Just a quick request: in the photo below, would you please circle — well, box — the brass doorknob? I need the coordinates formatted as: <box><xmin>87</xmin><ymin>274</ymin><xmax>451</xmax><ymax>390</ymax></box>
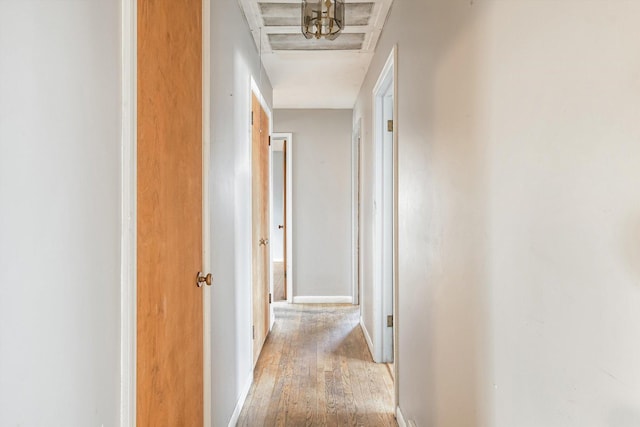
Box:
<box><xmin>196</xmin><ymin>272</ymin><xmax>213</xmax><ymax>287</ymax></box>
<box><xmin>259</xmin><ymin>238</ymin><xmax>269</xmax><ymax>246</ymax></box>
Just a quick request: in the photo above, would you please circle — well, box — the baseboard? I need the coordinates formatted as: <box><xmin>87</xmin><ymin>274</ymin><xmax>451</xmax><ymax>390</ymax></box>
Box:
<box><xmin>227</xmin><ymin>373</ymin><xmax>253</xmax><ymax>427</ymax></box>
<box><xmin>292</xmin><ymin>296</ymin><xmax>353</xmax><ymax>304</ymax></box>
<box><xmin>360</xmin><ymin>316</ymin><xmax>374</xmax><ymax>359</ymax></box>
<box><xmin>396</xmin><ymin>406</ymin><xmax>408</xmax><ymax>427</ymax></box>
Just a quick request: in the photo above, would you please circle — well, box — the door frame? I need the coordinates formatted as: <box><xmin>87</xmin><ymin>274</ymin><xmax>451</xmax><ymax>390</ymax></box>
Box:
<box><xmin>120</xmin><ymin>0</ymin><xmax>213</xmax><ymax>425</ymax></box>
<box><xmin>201</xmin><ymin>0</ymin><xmax>212</xmax><ymax>424</ymax></box>
<box><xmin>371</xmin><ymin>45</ymin><xmax>399</xmax><ymax>407</ymax></box>
<box><xmin>271</xmin><ymin>133</ymin><xmax>294</xmax><ymax>304</ymax></box>
<box><xmin>120</xmin><ymin>0</ymin><xmax>136</xmax><ymax>424</ymax></box>
<box><xmin>351</xmin><ymin>119</ymin><xmax>363</xmax><ymax>305</ymax></box>
<box><xmin>268</xmin><ymin>136</ymin><xmax>287</xmax><ymax>303</ymax></box>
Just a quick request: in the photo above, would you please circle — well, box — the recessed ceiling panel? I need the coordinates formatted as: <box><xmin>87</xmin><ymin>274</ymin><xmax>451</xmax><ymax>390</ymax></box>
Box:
<box><xmin>346</xmin><ymin>3</ymin><xmax>374</xmax><ymax>26</ymax></box>
<box><xmin>259</xmin><ymin>2</ymin><xmax>374</xmax><ymax>27</ymax></box>
<box><xmin>259</xmin><ymin>3</ymin><xmax>298</xmax><ymax>26</ymax></box>
<box><xmin>268</xmin><ymin>33</ymin><xmax>365</xmax><ymax>51</ymax></box>
<box><xmin>238</xmin><ymin>0</ymin><xmax>394</xmax><ymax>107</ymax></box>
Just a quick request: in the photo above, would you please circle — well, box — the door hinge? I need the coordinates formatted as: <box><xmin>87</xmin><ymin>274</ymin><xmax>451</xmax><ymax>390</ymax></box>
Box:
<box><xmin>269</xmin><ymin>293</ymin><xmax>272</xmax><ymax>304</ymax></box>
<box><xmin>387</xmin><ymin>315</ymin><xmax>394</xmax><ymax>327</ymax></box>
<box><xmin>268</xmin><ymin>136</ymin><xmax>271</xmax><ymax>146</ymax></box>
<box><xmin>251</xmin><ymin>111</ymin><xmax>254</xmax><ymax>125</ymax></box>
<box><xmin>284</xmin><ymin>271</ymin><xmax>287</xmax><ymax>279</ymax></box>
<box><xmin>387</xmin><ymin>120</ymin><xmax>394</xmax><ymax>132</ymax></box>
<box><xmin>252</xmin><ymin>325</ymin><xmax>255</xmax><ymax>339</ymax></box>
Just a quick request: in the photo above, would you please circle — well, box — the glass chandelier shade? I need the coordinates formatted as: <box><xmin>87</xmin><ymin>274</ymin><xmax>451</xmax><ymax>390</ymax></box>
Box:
<box><xmin>301</xmin><ymin>0</ymin><xmax>345</xmax><ymax>40</ymax></box>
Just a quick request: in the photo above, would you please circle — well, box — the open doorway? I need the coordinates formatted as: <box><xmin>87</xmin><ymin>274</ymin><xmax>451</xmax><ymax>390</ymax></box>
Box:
<box><xmin>270</xmin><ymin>133</ymin><xmax>293</xmax><ymax>305</ymax></box>
<box><xmin>270</xmin><ymin>138</ymin><xmax>286</xmax><ymax>303</ymax></box>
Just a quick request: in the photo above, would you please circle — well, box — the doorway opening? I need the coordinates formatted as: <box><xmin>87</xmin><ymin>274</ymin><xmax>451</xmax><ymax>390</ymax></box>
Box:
<box><xmin>270</xmin><ymin>138</ymin><xmax>286</xmax><ymax>303</ymax></box>
<box><xmin>270</xmin><ymin>133</ymin><xmax>294</xmax><ymax>306</ymax></box>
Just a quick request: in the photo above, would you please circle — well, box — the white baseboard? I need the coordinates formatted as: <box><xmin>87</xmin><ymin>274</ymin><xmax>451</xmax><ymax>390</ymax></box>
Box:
<box><xmin>227</xmin><ymin>373</ymin><xmax>253</xmax><ymax>427</ymax></box>
<box><xmin>396</xmin><ymin>406</ymin><xmax>408</xmax><ymax>427</ymax></box>
<box><xmin>292</xmin><ymin>296</ymin><xmax>353</xmax><ymax>304</ymax></box>
<box><xmin>360</xmin><ymin>316</ymin><xmax>374</xmax><ymax>359</ymax></box>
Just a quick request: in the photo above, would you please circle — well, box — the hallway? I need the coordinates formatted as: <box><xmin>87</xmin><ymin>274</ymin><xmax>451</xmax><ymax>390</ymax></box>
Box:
<box><xmin>237</xmin><ymin>304</ymin><xmax>396</xmax><ymax>427</ymax></box>
<box><xmin>3</xmin><ymin>0</ymin><xmax>640</xmax><ymax>425</ymax></box>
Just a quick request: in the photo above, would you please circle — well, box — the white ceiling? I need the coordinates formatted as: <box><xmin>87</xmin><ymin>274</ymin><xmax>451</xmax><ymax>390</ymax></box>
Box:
<box><xmin>238</xmin><ymin>0</ymin><xmax>394</xmax><ymax>109</ymax></box>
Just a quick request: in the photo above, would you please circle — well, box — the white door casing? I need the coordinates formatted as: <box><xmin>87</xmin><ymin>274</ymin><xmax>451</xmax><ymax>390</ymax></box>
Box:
<box><xmin>272</xmin><ymin>132</ymin><xmax>294</xmax><ymax>304</ymax></box>
<box><xmin>372</xmin><ymin>46</ymin><xmax>397</xmax><ymax>367</ymax></box>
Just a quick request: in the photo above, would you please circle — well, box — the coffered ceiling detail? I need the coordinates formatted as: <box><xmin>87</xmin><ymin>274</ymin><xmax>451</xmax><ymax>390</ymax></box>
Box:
<box><xmin>237</xmin><ymin>0</ymin><xmax>394</xmax><ymax>108</ymax></box>
<box><xmin>239</xmin><ymin>0</ymin><xmax>392</xmax><ymax>53</ymax></box>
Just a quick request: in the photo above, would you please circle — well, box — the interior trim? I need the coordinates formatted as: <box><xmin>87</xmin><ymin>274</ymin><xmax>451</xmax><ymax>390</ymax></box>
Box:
<box><xmin>293</xmin><ymin>296</ymin><xmax>353</xmax><ymax>304</ymax></box>
<box><xmin>120</xmin><ymin>0</ymin><xmax>137</xmax><ymax>425</ymax></box>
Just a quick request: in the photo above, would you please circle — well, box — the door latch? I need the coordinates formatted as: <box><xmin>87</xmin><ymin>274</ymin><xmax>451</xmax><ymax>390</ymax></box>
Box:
<box><xmin>196</xmin><ymin>272</ymin><xmax>213</xmax><ymax>287</ymax></box>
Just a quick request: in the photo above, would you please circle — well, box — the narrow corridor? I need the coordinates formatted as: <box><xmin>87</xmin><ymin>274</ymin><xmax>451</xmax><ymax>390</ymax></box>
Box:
<box><xmin>237</xmin><ymin>304</ymin><xmax>396</xmax><ymax>427</ymax></box>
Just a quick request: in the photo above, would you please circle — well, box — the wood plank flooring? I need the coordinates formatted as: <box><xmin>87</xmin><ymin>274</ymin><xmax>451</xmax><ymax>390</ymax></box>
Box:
<box><xmin>273</xmin><ymin>262</ymin><xmax>285</xmax><ymax>302</ymax></box>
<box><xmin>237</xmin><ymin>304</ymin><xmax>397</xmax><ymax>427</ymax></box>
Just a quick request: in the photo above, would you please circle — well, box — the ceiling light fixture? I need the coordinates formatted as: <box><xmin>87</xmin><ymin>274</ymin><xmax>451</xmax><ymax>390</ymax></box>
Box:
<box><xmin>301</xmin><ymin>0</ymin><xmax>345</xmax><ymax>40</ymax></box>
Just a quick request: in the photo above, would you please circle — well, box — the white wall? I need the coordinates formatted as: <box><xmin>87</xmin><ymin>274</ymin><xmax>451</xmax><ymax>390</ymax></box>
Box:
<box><xmin>355</xmin><ymin>0</ymin><xmax>640</xmax><ymax>426</ymax></box>
<box><xmin>274</xmin><ymin>109</ymin><xmax>353</xmax><ymax>299</ymax></box>
<box><xmin>0</xmin><ymin>2</ymin><xmax>121</xmax><ymax>425</ymax></box>
<box><xmin>271</xmin><ymin>151</ymin><xmax>285</xmax><ymax>261</ymax></box>
<box><xmin>209</xmin><ymin>0</ymin><xmax>273</xmax><ymax>425</ymax></box>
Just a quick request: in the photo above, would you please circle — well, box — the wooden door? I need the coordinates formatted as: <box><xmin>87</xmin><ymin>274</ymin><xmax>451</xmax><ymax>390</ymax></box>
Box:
<box><xmin>251</xmin><ymin>93</ymin><xmax>270</xmax><ymax>365</ymax></box>
<box><xmin>137</xmin><ymin>0</ymin><xmax>203</xmax><ymax>425</ymax></box>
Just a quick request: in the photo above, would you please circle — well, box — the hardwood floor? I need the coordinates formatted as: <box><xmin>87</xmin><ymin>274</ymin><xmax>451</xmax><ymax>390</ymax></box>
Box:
<box><xmin>273</xmin><ymin>261</ymin><xmax>285</xmax><ymax>302</ymax></box>
<box><xmin>237</xmin><ymin>303</ymin><xmax>397</xmax><ymax>427</ymax></box>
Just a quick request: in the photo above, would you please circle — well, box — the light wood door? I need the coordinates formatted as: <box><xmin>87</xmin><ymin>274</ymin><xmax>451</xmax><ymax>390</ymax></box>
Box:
<box><xmin>252</xmin><ymin>93</ymin><xmax>270</xmax><ymax>364</ymax></box>
<box><xmin>137</xmin><ymin>0</ymin><xmax>203</xmax><ymax>425</ymax></box>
